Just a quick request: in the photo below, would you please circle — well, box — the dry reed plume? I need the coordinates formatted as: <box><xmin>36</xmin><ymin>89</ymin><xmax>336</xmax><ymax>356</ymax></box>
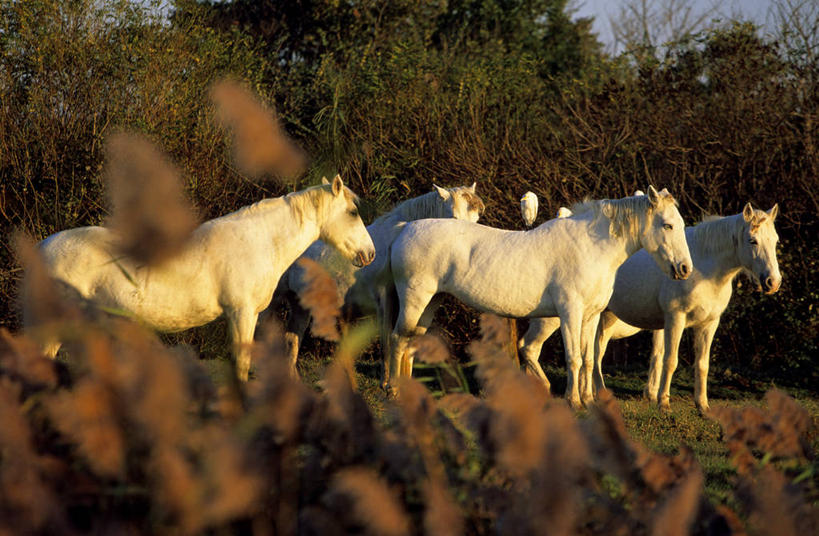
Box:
<box><xmin>105</xmin><ymin>132</ymin><xmax>199</xmax><ymax>266</ymax></box>
<box><xmin>332</xmin><ymin>468</ymin><xmax>410</xmax><ymax>536</ymax></box>
<box><xmin>211</xmin><ymin>79</ymin><xmax>307</xmax><ymax>182</ymax></box>
<box><xmin>1</xmin><ymin>300</ymin><xmax>817</xmax><ymax>533</ymax></box>
<box><xmin>294</xmin><ymin>257</ymin><xmax>343</xmax><ymax>343</ymax></box>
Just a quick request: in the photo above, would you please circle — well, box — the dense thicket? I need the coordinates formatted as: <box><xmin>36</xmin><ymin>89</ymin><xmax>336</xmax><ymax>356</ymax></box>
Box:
<box><xmin>1</xmin><ymin>0</ymin><xmax>816</xmax><ymax>386</ymax></box>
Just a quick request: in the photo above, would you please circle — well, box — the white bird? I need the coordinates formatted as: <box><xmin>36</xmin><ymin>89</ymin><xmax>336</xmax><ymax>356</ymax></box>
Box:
<box><xmin>520</xmin><ymin>191</ymin><xmax>538</xmax><ymax>227</ymax></box>
<box><xmin>556</xmin><ymin>206</ymin><xmax>572</xmax><ymax>218</ymax></box>
<box><xmin>634</xmin><ymin>189</ymin><xmax>645</xmax><ymax>196</ymax></box>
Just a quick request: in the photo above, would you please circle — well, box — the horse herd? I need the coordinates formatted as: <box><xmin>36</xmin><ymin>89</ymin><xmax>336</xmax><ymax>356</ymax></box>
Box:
<box><xmin>28</xmin><ymin>175</ymin><xmax>781</xmax><ymax>412</ymax></box>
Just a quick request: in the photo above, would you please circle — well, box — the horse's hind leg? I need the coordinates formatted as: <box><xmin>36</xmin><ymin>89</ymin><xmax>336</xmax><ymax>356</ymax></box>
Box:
<box><xmin>518</xmin><ymin>317</ymin><xmax>560</xmax><ymax>391</ymax></box>
<box><xmin>284</xmin><ymin>297</ymin><xmax>311</xmax><ymax>376</ymax></box>
<box><xmin>592</xmin><ymin>312</ymin><xmax>617</xmax><ymax>396</ymax></box>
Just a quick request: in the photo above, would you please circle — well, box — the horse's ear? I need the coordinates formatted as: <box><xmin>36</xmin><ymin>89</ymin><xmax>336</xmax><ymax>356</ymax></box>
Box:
<box><xmin>768</xmin><ymin>203</ymin><xmax>779</xmax><ymax>221</ymax></box>
<box><xmin>647</xmin><ymin>185</ymin><xmax>660</xmax><ymax>206</ymax></box>
<box><xmin>433</xmin><ymin>184</ymin><xmax>451</xmax><ymax>200</ymax></box>
<box><xmin>743</xmin><ymin>202</ymin><xmax>755</xmax><ymax>222</ymax></box>
<box><xmin>331</xmin><ymin>174</ymin><xmax>343</xmax><ymax>196</ymax></box>
<box><xmin>469</xmin><ymin>182</ymin><xmax>476</xmax><ymax>192</ymax></box>
<box><xmin>321</xmin><ymin>176</ymin><xmax>329</xmax><ymax>185</ymax></box>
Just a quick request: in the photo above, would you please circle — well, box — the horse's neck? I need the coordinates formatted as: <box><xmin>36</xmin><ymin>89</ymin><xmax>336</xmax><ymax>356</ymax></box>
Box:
<box><xmin>265</xmin><ymin>197</ymin><xmax>322</xmax><ymax>270</ymax></box>
<box><xmin>579</xmin><ymin>215</ymin><xmax>637</xmax><ymax>270</ymax></box>
<box><xmin>368</xmin><ymin>192</ymin><xmax>443</xmax><ymax>250</ymax></box>
<box><xmin>689</xmin><ymin>214</ymin><xmax>745</xmax><ymax>285</ymax></box>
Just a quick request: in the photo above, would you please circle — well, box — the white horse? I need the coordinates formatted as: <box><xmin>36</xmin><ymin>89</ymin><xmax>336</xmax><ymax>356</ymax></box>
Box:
<box><xmin>27</xmin><ymin>175</ymin><xmax>376</xmax><ymax>380</ymax></box>
<box><xmin>520</xmin><ymin>203</ymin><xmax>781</xmax><ymax>412</ymax></box>
<box><xmin>278</xmin><ymin>183</ymin><xmax>484</xmax><ymax>370</ymax></box>
<box><xmin>387</xmin><ymin>186</ymin><xmax>692</xmax><ymax>407</ymax></box>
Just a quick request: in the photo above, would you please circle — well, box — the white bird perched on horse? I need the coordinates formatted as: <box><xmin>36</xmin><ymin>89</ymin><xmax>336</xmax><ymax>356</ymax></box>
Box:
<box><xmin>520</xmin><ymin>191</ymin><xmax>538</xmax><ymax>227</ymax></box>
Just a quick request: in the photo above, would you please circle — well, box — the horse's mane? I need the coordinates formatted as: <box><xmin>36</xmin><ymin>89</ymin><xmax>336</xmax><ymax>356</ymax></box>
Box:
<box><xmin>570</xmin><ymin>194</ymin><xmax>663</xmax><ymax>238</ymax></box>
<box><xmin>372</xmin><ymin>186</ymin><xmax>484</xmax><ymax>225</ymax></box>
<box><xmin>230</xmin><ymin>183</ymin><xmax>357</xmax><ymax>224</ymax></box>
<box><xmin>688</xmin><ymin>214</ymin><xmax>739</xmax><ymax>255</ymax></box>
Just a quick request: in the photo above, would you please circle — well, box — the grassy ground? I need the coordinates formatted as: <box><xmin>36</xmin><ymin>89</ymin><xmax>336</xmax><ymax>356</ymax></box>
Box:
<box><xmin>178</xmin><ymin>321</ymin><xmax>818</xmax><ymax>512</ymax></box>
<box><xmin>286</xmin><ymin>346</ymin><xmax>819</xmax><ymax>508</ymax></box>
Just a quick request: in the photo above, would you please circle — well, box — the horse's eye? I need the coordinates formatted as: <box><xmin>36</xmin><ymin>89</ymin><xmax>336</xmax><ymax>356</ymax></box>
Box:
<box><xmin>749</xmin><ymin>238</ymin><xmax>758</xmax><ymax>245</ymax></box>
<box><xmin>349</xmin><ymin>209</ymin><xmax>359</xmax><ymax>217</ymax></box>
<box><xmin>663</xmin><ymin>223</ymin><xmax>673</xmax><ymax>230</ymax></box>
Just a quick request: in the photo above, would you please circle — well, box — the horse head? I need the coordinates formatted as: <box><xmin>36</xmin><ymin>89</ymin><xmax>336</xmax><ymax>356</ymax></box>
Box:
<box><xmin>635</xmin><ymin>185</ymin><xmax>692</xmax><ymax>281</ymax></box>
<box><xmin>739</xmin><ymin>203</ymin><xmax>781</xmax><ymax>294</ymax></box>
<box><xmin>433</xmin><ymin>183</ymin><xmax>484</xmax><ymax>223</ymax></box>
<box><xmin>319</xmin><ymin>175</ymin><xmax>376</xmax><ymax>267</ymax></box>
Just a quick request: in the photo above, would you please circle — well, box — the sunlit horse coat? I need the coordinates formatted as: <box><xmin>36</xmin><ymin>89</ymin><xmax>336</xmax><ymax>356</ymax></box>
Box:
<box><xmin>520</xmin><ymin>203</ymin><xmax>781</xmax><ymax>412</ymax></box>
<box><xmin>28</xmin><ymin>176</ymin><xmax>375</xmax><ymax>380</ymax></box>
<box><xmin>279</xmin><ymin>184</ymin><xmax>484</xmax><ymax>370</ymax></box>
<box><xmin>387</xmin><ymin>187</ymin><xmax>692</xmax><ymax>408</ymax></box>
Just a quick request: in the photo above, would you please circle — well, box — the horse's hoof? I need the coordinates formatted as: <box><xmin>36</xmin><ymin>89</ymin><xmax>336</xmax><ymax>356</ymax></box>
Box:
<box><xmin>696</xmin><ymin>403</ymin><xmax>711</xmax><ymax>416</ymax></box>
<box><xmin>566</xmin><ymin>398</ymin><xmax>583</xmax><ymax>410</ymax></box>
<box><xmin>658</xmin><ymin>400</ymin><xmax>671</xmax><ymax>413</ymax></box>
<box><xmin>382</xmin><ymin>382</ymin><xmax>399</xmax><ymax>399</ymax></box>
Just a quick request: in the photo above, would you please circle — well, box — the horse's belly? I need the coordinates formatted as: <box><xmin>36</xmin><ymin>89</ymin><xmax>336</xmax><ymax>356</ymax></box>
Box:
<box><xmin>451</xmin><ymin>286</ymin><xmax>553</xmax><ymax>318</ymax></box>
<box><xmin>88</xmin><ymin>273</ymin><xmax>223</xmax><ymax>333</ymax></box>
<box><xmin>607</xmin><ymin>299</ymin><xmax>665</xmax><ymax>330</ymax></box>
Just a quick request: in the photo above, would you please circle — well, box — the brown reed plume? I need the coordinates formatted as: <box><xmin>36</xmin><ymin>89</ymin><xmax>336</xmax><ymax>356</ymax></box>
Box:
<box><xmin>295</xmin><ymin>257</ymin><xmax>343</xmax><ymax>343</ymax></box>
<box><xmin>711</xmin><ymin>389</ymin><xmax>813</xmax><ymax>473</ymax></box>
<box><xmin>13</xmin><ymin>231</ymin><xmax>78</xmax><ymax>328</ymax></box>
<box><xmin>410</xmin><ymin>333</ymin><xmax>450</xmax><ymax>364</ymax></box>
<box><xmin>332</xmin><ymin>467</ymin><xmax>410</xmax><ymax>536</ymax></box>
<box><xmin>210</xmin><ymin>79</ymin><xmax>307</xmax><ymax>182</ymax></box>
<box><xmin>105</xmin><ymin>132</ymin><xmax>198</xmax><ymax>265</ymax></box>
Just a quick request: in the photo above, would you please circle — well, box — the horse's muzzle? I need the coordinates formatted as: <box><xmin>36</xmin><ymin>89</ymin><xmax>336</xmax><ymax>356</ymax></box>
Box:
<box><xmin>353</xmin><ymin>249</ymin><xmax>376</xmax><ymax>267</ymax></box>
<box><xmin>672</xmin><ymin>261</ymin><xmax>691</xmax><ymax>280</ymax></box>
<box><xmin>761</xmin><ymin>272</ymin><xmax>781</xmax><ymax>294</ymax></box>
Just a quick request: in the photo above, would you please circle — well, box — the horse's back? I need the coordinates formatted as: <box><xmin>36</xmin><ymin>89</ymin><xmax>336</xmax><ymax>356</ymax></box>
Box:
<box><xmin>391</xmin><ymin>218</ymin><xmax>571</xmax><ymax>317</ymax></box>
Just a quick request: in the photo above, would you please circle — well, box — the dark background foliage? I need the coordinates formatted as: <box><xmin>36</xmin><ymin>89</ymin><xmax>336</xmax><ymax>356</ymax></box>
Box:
<box><xmin>1</xmin><ymin>0</ymin><xmax>816</xmax><ymax>388</ymax></box>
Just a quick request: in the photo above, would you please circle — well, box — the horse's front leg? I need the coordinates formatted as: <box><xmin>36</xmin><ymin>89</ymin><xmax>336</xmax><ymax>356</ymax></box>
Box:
<box><xmin>692</xmin><ymin>320</ymin><xmax>719</xmax><ymax>414</ymax></box>
<box><xmin>580</xmin><ymin>312</ymin><xmax>601</xmax><ymax>406</ymax></box>
<box><xmin>226</xmin><ymin>307</ymin><xmax>260</xmax><ymax>381</ymax></box>
<box><xmin>518</xmin><ymin>317</ymin><xmax>560</xmax><ymax>392</ymax></box>
<box><xmin>386</xmin><ymin>285</ymin><xmax>432</xmax><ymax>393</ymax></box>
<box><xmin>558</xmin><ymin>304</ymin><xmax>584</xmax><ymax>409</ymax></box>
<box><xmin>644</xmin><ymin>330</ymin><xmax>665</xmax><ymax>403</ymax></box>
<box><xmin>657</xmin><ymin>314</ymin><xmax>686</xmax><ymax>412</ymax></box>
